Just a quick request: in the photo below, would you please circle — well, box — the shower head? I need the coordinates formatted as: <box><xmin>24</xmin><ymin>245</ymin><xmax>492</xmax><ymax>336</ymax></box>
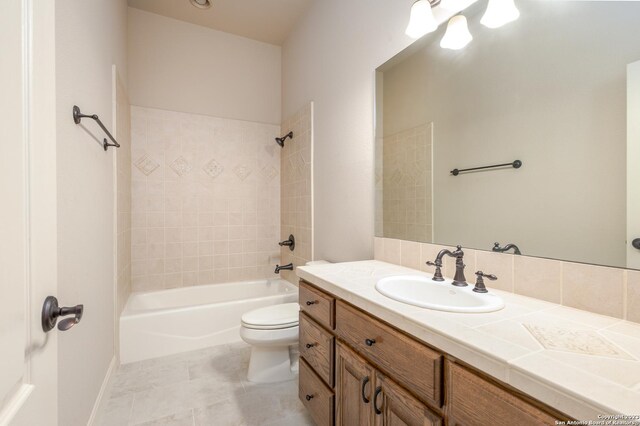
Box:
<box><xmin>275</xmin><ymin>131</ymin><xmax>293</xmax><ymax>148</ymax></box>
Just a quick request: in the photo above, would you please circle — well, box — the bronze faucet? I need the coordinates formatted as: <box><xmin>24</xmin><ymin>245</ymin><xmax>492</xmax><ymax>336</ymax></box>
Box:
<box><xmin>493</xmin><ymin>242</ymin><xmax>521</xmax><ymax>255</ymax></box>
<box><xmin>426</xmin><ymin>245</ymin><xmax>468</xmax><ymax>287</ymax></box>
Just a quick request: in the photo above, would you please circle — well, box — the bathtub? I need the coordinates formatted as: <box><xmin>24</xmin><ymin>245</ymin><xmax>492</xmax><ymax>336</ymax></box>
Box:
<box><xmin>119</xmin><ymin>279</ymin><xmax>298</xmax><ymax>364</ymax></box>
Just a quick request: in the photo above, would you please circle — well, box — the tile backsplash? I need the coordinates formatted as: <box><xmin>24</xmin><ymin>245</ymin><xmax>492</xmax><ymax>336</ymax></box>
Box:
<box><xmin>375</xmin><ymin>237</ymin><xmax>639</xmax><ymax>323</ymax></box>
<box><xmin>130</xmin><ymin>106</ymin><xmax>281</xmax><ymax>291</ymax></box>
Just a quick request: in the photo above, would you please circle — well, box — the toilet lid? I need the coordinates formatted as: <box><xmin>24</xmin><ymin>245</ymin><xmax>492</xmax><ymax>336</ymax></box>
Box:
<box><xmin>241</xmin><ymin>303</ymin><xmax>300</xmax><ymax>330</ymax></box>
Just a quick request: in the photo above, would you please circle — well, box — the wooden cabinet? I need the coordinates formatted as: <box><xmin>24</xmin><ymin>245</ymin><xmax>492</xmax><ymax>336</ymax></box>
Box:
<box><xmin>374</xmin><ymin>373</ymin><xmax>442</xmax><ymax>426</ymax></box>
<box><xmin>336</xmin><ymin>342</ymin><xmax>441</xmax><ymax>426</ymax></box>
<box><xmin>445</xmin><ymin>361</ymin><xmax>560</xmax><ymax>426</ymax></box>
<box><xmin>335</xmin><ymin>342</ymin><xmax>374</xmax><ymax>426</ymax></box>
<box><xmin>298</xmin><ymin>279</ymin><xmax>569</xmax><ymax>426</ymax></box>
<box><xmin>300</xmin><ymin>281</ymin><xmax>335</xmax><ymax>330</ymax></box>
<box><xmin>300</xmin><ymin>358</ymin><xmax>334</xmax><ymax>426</ymax></box>
<box><xmin>300</xmin><ymin>312</ymin><xmax>335</xmax><ymax>387</ymax></box>
<box><xmin>335</xmin><ymin>300</ymin><xmax>442</xmax><ymax>408</ymax></box>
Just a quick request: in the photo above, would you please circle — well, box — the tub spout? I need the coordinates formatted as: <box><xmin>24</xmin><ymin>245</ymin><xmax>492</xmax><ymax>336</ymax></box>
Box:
<box><xmin>275</xmin><ymin>263</ymin><xmax>294</xmax><ymax>274</ymax></box>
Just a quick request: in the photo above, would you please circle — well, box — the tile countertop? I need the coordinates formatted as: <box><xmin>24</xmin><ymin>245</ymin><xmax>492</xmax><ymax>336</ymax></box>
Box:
<box><xmin>296</xmin><ymin>260</ymin><xmax>640</xmax><ymax>420</ymax></box>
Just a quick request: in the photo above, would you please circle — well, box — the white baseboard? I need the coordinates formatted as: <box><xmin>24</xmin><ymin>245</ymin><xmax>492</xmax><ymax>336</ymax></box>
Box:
<box><xmin>86</xmin><ymin>356</ymin><xmax>118</xmax><ymax>426</ymax></box>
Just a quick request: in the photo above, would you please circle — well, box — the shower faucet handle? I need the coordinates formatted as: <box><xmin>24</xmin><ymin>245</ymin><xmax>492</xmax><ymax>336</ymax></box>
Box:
<box><xmin>278</xmin><ymin>234</ymin><xmax>295</xmax><ymax>251</ymax></box>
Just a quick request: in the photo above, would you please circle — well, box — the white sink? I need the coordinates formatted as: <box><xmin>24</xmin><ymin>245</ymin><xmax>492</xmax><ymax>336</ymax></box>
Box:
<box><xmin>375</xmin><ymin>275</ymin><xmax>505</xmax><ymax>313</ymax></box>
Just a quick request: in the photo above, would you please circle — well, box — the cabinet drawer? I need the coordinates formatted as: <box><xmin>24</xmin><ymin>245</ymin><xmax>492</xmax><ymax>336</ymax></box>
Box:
<box><xmin>300</xmin><ymin>312</ymin><xmax>335</xmax><ymax>387</ymax></box>
<box><xmin>300</xmin><ymin>358</ymin><xmax>334</xmax><ymax>426</ymax></box>
<box><xmin>446</xmin><ymin>361</ymin><xmax>559</xmax><ymax>426</ymax></box>
<box><xmin>335</xmin><ymin>301</ymin><xmax>443</xmax><ymax>408</ymax></box>
<box><xmin>299</xmin><ymin>280</ymin><xmax>335</xmax><ymax>330</ymax></box>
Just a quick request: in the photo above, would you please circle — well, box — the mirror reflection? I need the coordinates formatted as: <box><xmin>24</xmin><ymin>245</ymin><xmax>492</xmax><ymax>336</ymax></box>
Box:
<box><xmin>375</xmin><ymin>1</ymin><xmax>640</xmax><ymax>269</ymax></box>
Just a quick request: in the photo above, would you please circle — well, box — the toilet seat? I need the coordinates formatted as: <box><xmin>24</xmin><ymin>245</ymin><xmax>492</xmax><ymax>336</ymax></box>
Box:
<box><xmin>241</xmin><ymin>302</ymin><xmax>300</xmax><ymax>330</ymax></box>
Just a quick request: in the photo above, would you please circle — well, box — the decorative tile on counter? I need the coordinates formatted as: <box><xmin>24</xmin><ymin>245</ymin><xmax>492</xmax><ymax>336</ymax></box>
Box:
<box><xmin>523</xmin><ymin>324</ymin><xmax>634</xmax><ymax>360</ymax></box>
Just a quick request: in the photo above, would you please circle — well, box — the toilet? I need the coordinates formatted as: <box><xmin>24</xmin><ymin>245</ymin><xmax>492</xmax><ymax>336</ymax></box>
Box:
<box><xmin>240</xmin><ymin>260</ymin><xmax>330</xmax><ymax>383</ymax></box>
<box><xmin>240</xmin><ymin>302</ymin><xmax>300</xmax><ymax>383</ymax></box>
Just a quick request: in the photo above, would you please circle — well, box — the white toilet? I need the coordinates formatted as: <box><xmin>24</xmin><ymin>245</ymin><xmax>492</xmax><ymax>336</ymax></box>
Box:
<box><xmin>240</xmin><ymin>260</ymin><xmax>330</xmax><ymax>383</ymax></box>
<box><xmin>240</xmin><ymin>302</ymin><xmax>301</xmax><ymax>383</ymax></box>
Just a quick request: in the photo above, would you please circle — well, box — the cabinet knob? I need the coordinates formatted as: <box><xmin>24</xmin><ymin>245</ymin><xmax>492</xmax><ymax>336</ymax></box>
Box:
<box><xmin>365</xmin><ymin>338</ymin><xmax>376</xmax><ymax>347</ymax></box>
<box><xmin>305</xmin><ymin>343</ymin><xmax>316</xmax><ymax>349</ymax></box>
<box><xmin>305</xmin><ymin>300</ymin><xmax>317</xmax><ymax>306</ymax></box>
<box><xmin>305</xmin><ymin>394</ymin><xmax>313</xmax><ymax>401</ymax></box>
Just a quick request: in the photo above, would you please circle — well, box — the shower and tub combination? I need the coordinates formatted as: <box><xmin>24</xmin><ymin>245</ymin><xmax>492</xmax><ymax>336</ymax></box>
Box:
<box><xmin>119</xmin><ymin>278</ymin><xmax>298</xmax><ymax>364</ymax></box>
<box><xmin>121</xmin><ymin>105</ymin><xmax>315</xmax><ymax>384</ymax></box>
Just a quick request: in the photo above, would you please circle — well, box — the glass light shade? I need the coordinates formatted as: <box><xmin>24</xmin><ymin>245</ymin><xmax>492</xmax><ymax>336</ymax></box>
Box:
<box><xmin>405</xmin><ymin>0</ymin><xmax>438</xmax><ymax>39</ymax></box>
<box><xmin>480</xmin><ymin>0</ymin><xmax>520</xmax><ymax>28</ymax></box>
<box><xmin>440</xmin><ymin>15</ymin><xmax>473</xmax><ymax>50</ymax></box>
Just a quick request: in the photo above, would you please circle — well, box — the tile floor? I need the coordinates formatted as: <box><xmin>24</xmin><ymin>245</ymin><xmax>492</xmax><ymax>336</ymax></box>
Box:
<box><xmin>101</xmin><ymin>342</ymin><xmax>313</xmax><ymax>426</ymax></box>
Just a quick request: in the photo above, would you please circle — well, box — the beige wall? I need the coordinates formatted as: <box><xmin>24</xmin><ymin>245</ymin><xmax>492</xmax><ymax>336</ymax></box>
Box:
<box><xmin>380</xmin><ymin>2</ymin><xmax>640</xmax><ymax>268</ymax></box>
<box><xmin>282</xmin><ymin>0</ymin><xmax>420</xmax><ymax>262</ymax></box>
<box><xmin>55</xmin><ymin>0</ymin><xmax>128</xmax><ymax>424</ymax></box>
<box><xmin>280</xmin><ymin>103</ymin><xmax>314</xmax><ymax>284</ymax></box>
<box><xmin>130</xmin><ymin>106</ymin><xmax>281</xmax><ymax>291</ymax></box>
<box><xmin>128</xmin><ymin>7</ymin><xmax>282</xmax><ymax>125</ymax></box>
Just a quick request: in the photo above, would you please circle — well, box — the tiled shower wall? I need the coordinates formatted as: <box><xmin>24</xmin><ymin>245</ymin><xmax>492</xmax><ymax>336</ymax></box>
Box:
<box><xmin>382</xmin><ymin>123</ymin><xmax>433</xmax><ymax>242</ymax></box>
<box><xmin>130</xmin><ymin>106</ymin><xmax>280</xmax><ymax>292</ymax></box>
<box><xmin>115</xmin><ymin>73</ymin><xmax>131</xmax><ymax>314</ymax></box>
<box><xmin>280</xmin><ymin>103</ymin><xmax>314</xmax><ymax>284</ymax></box>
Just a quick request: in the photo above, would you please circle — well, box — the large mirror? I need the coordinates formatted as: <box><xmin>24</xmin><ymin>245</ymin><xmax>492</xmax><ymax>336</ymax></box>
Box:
<box><xmin>375</xmin><ymin>1</ymin><xmax>640</xmax><ymax>269</ymax></box>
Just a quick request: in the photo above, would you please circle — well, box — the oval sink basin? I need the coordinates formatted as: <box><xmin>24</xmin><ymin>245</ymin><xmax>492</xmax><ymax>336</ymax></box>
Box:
<box><xmin>375</xmin><ymin>276</ymin><xmax>504</xmax><ymax>313</ymax></box>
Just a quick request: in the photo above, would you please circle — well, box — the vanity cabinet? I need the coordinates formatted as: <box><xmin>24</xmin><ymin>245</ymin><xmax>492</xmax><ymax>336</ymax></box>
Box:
<box><xmin>335</xmin><ymin>341</ymin><xmax>441</xmax><ymax>426</ymax></box>
<box><xmin>299</xmin><ymin>279</ymin><xmax>569</xmax><ymax>426</ymax></box>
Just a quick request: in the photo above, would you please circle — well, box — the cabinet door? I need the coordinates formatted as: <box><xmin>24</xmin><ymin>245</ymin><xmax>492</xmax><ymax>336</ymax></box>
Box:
<box><xmin>336</xmin><ymin>342</ymin><xmax>375</xmax><ymax>426</ymax></box>
<box><xmin>373</xmin><ymin>373</ymin><xmax>442</xmax><ymax>426</ymax></box>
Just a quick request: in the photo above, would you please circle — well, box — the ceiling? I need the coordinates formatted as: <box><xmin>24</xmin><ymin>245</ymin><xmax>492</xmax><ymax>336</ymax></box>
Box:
<box><xmin>127</xmin><ymin>0</ymin><xmax>313</xmax><ymax>45</ymax></box>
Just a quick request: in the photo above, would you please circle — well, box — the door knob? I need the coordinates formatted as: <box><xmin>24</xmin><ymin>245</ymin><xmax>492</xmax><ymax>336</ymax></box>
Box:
<box><xmin>633</xmin><ymin>239</ymin><xmax>640</xmax><ymax>250</ymax></box>
<box><xmin>41</xmin><ymin>296</ymin><xmax>83</xmax><ymax>332</ymax></box>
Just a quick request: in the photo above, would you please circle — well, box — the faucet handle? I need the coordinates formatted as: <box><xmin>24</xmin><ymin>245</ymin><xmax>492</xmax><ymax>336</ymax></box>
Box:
<box><xmin>473</xmin><ymin>271</ymin><xmax>497</xmax><ymax>293</ymax></box>
<box><xmin>426</xmin><ymin>261</ymin><xmax>444</xmax><ymax>281</ymax></box>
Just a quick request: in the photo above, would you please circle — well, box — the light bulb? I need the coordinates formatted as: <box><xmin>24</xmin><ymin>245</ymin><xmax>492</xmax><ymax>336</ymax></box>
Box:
<box><xmin>480</xmin><ymin>0</ymin><xmax>520</xmax><ymax>29</ymax></box>
<box><xmin>405</xmin><ymin>0</ymin><xmax>438</xmax><ymax>39</ymax></box>
<box><xmin>440</xmin><ymin>15</ymin><xmax>473</xmax><ymax>50</ymax></box>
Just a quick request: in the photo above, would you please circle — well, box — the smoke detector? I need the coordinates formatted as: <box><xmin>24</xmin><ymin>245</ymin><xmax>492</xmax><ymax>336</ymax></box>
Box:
<box><xmin>189</xmin><ymin>0</ymin><xmax>212</xmax><ymax>9</ymax></box>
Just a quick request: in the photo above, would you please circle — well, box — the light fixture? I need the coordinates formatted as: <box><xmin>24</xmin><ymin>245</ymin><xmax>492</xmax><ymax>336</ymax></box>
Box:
<box><xmin>440</xmin><ymin>15</ymin><xmax>473</xmax><ymax>50</ymax></box>
<box><xmin>189</xmin><ymin>0</ymin><xmax>212</xmax><ymax>9</ymax></box>
<box><xmin>480</xmin><ymin>0</ymin><xmax>520</xmax><ymax>28</ymax></box>
<box><xmin>405</xmin><ymin>0</ymin><xmax>438</xmax><ymax>39</ymax></box>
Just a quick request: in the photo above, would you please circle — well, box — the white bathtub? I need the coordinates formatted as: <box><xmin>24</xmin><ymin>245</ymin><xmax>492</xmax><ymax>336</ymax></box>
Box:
<box><xmin>119</xmin><ymin>279</ymin><xmax>298</xmax><ymax>364</ymax></box>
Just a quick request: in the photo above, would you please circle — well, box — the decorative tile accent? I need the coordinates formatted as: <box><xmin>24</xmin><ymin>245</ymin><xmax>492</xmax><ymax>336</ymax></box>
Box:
<box><xmin>134</xmin><ymin>155</ymin><xmax>160</xmax><ymax>176</ymax></box>
<box><xmin>169</xmin><ymin>156</ymin><xmax>192</xmax><ymax>177</ymax></box>
<box><xmin>203</xmin><ymin>159</ymin><xmax>224</xmax><ymax>179</ymax></box>
<box><xmin>523</xmin><ymin>323</ymin><xmax>635</xmax><ymax>360</ymax></box>
<box><xmin>259</xmin><ymin>165</ymin><xmax>278</xmax><ymax>182</ymax></box>
<box><xmin>233</xmin><ymin>164</ymin><xmax>252</xmax><ymax>181</ymax></box>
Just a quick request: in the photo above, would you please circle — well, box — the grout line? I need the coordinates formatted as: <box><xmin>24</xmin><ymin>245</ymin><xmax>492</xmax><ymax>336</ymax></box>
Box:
<box><xmin>559</xmin><ymin>261</ymin><xmax>564</xmax><ymax>306</ymax></box>
<box><xmin>623</xmin><ymin>270</ymin><xmax>628</xmax><ymax>321</ymax></box>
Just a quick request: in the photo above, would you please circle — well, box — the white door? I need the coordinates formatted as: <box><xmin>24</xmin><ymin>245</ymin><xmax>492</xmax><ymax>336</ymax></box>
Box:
<box><xmin>628</xmin><ymin>60</ymin><xmax>640</xmax><ymax>269</ymax></box>
<box><xmin>0</xmin><ymin>1</ymin><xmax>59</xmax><ymax>424</ymax></box>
